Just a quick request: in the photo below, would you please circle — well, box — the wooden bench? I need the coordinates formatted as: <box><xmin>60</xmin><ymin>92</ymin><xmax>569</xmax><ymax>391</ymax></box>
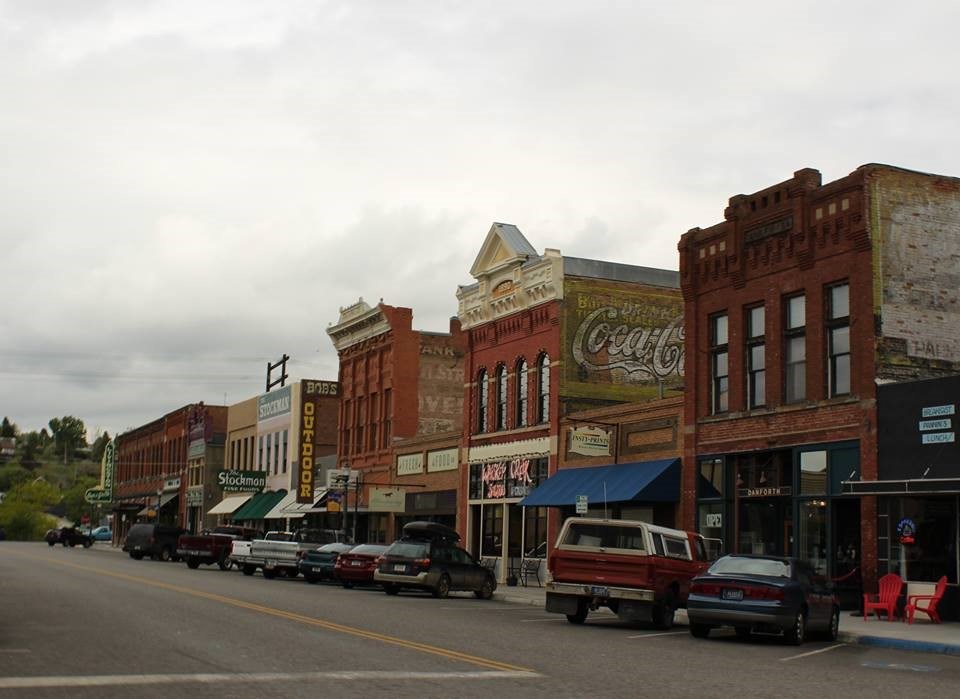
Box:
<box><xmin>519</xmin><ymin>557</ymin><xmax>542</xmax><ymax>587</ymax></box>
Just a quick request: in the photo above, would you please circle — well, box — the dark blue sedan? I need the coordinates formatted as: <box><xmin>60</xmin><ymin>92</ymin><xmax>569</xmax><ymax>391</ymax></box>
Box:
<box><xmin>686</xmin><ymin>554</ymin><xmax>839</xmax><ymax>645</ymax></box>
<box><xmin>298</xmin><ymin>543</ymin><xmax>355</xmax><ymax>583</ymax></box>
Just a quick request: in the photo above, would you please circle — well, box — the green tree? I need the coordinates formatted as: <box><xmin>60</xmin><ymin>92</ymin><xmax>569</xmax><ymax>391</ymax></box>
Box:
<box><xmin>1</xmin><ymin>416</ymin><xmax>17</xmax><ymax>438</ymax></box>
<box><xmin>0</xmin><ymin>462</ymin><xmax>30</xmax><ymax>491</ymax></box>
<box><xmin>91</xmin><ymin>431</ymin><xmax>112</xmax><ymax>464</ymax></box>
<box><xmin>48</xmin><ymin>416</ymin><xmax>88</xmax><ymax>462</ymax></box>
<box><xmin>0</xmin><ymin>478</ymin><xmax>60</xmax><ymax>540</ymax></box>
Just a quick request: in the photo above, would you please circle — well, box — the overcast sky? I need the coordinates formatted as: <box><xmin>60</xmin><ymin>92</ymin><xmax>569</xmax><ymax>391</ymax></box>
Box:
<box><xmin>2</xmin><ymin>1</ymin><xmax>959</xmax><ymax>441</ymax></box>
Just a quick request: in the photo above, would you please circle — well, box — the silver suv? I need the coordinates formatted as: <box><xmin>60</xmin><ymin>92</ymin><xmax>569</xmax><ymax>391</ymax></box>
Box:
<box><xmin>374</xmin><ymin>521</ymin><xmax>496</xmax><ymax>599</ymax></box>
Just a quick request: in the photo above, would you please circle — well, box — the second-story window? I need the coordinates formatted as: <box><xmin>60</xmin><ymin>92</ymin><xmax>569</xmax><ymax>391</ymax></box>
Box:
<box><xmin>746</xmin><ymin>305</ymin><xmax>765</xmax><ymax>409</ymax></box>
<box><xmin>496</xmin><ymin>364</ymin><xmax>508</xmax><ymax>430</ymax></box>
<box><xmin>827</xmin><ymin>283</ymin><xmax>850</xmax><ymax>396</ymax></box>
<box><xmin>515</xmin><ymin>358</ymin><xmax>529</xmax><ymax>427</ymax></box>
<box><xmin>710</xmin><ymin>313</ymin><xmax>728</xmax><ymax>414</ymax></box>
<box><xmin>476</xmin><ymin>369</ymin><xmax>488</xmax><ymax>433</ymax></box>
<box><xmin>537</xmin><ymin>353</ymin><xmax>550</xmax><ymax>424</ymax></box>
<box><xmin>785</xmin><ymin>294</ymin><xmax>806</xmax><ymax>403</ymax></box>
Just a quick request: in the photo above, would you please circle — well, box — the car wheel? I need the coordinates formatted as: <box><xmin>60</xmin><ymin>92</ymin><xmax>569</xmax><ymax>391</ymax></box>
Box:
<box><xmin>48</xmin><ymin>540</ymin><xmax>56</xmax><ymax>547</ymax></box>
<box><xmin>131</xmin><ymin>552</ymin><xmax>144</xmax><ymax>560</ymax></box>
<box><xmin>432</xmin><ymin>574</ymin><xmax>451</xmax><ymax>599</ymax></box>
<box><xmin>159</xmin><ymin>547</ymin><xmax>172</xmax><ymax>562</ymax></box>
<box><xmin>475</xmin><ymin>576</ymin><xmax>495</xmax><ymax>600</ymax></box>
<box><xmin>652</xmin><ymin>600</ymin><xmax>676</xmax><ymax>630</ymax></box>
<box><xmin>218</xmin><ymin>556</ymin><xmax>233</xmax><ymax>571</ymax></box>
<box><xmin>187</xmin><ymin>557</ymin><xmax>201</xmax><ymax>569</ymax></box>
<box><xmin>383</xmin><ymin>583</ymin><xmax>400</xmax><ymax>596</ymax></box>
<box><xmin>824</xmin><ymin>606</ymin><xmax>840</xmax><ymax>642</ymax></box>
<box><xmin>304</xmin><ymin>574</ymin><xmax>318</xmax><ymax>584</ymax></box>
<box><xmin>83</xmin><ymin>539</ymin><xmax>93</xmax><ymax>548</ymax></box>
<box><xmin>784</xmin><ymin>611</ymin><xmax>806</xmax><ymax>645</ymax></box>
<box><xmin>242</xmin><ymin>565</ymin><xmax>256</xmax><ymax>576</ymax></box>
<box><xmin>342</xmin><ymin>581</ymin><xmax>354</xmax><ymax>589</ymax></box>
<box><xmin>689</xmin><ymin>623</ymin><xmax>711</xmax><ymax>639</ymax></box>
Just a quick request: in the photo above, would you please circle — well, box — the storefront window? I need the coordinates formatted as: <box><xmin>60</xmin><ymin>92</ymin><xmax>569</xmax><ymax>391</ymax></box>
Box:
<box><xmin>798</xmin><ymin>499</ymin><xmax>828</xmax><ymax>575</ymax></box>
<box><xmin>887</xmin><ymin>496</ymin><xmax>958</xmax><ymax>584</ymax></box>
<box><xmin>523</xmin><ymin>506</ymin><xmax>548</xmax><ymax>557</ymax></box>
<box><xmin>799</xmin><ymin>450</ymin><xmax>827</xmax><ymax>495</ymax></box>
<box><xmin>699</xmin><ymin>458</ymin><xmax>724</xmax><ymax>498</ymax></box>
<box><xmin>698</xmin><ymin>503</ymin><xmax>724</xmax><ymax>559</ymax></box>
<box><xmin>480</xmin><ymin>504</ymin><xmax>503</xmax><ymax>557</ymax></box>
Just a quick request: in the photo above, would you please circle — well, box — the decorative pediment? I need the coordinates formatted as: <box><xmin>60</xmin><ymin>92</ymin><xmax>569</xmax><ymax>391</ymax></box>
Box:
<box><xmin>326</xmin><ymin>298</ymin><xmax>391</xmax><ymax>352</ymax></box>
<box><xmin>469</xmin><ymin>222</ymin><xmax>538</xmax><ymax>279</ymax></box>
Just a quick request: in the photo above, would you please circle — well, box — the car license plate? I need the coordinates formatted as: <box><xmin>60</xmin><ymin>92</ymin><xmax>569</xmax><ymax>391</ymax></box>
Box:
<box><xmin>722</xmin><ymin>588</ymin><xmax>743</xmax><ymax>601</ymax></box>
<box><xmin>393</xmin><ymin>564</ymin><xmax>406</xmax><ymax>573</ymax></box>
<box><xmin>590</xmin><ymin>586</ymin><xmax>609</xmax><ymax>597</ymax></box>
<box><xmin>351</xmin><ymin>560</ymin><xmax>363</xmax><ymax>566</ymax></box>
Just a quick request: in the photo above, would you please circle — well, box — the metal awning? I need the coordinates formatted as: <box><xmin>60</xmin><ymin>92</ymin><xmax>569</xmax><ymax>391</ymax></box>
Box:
<box><xmin>518</xmin><ymin>458</ymin><xmax>681</xmax><ymax>507</ymax></box>
<box><xmin>207</xmin><ymin>493</ymin><xmax>253</xmax><ymax>516</ymax></box>
<box><xmin>842</xmin><ymin>477</ymin><xmax>960</xmax><ymax>495</ymax></box>
<box><xmin>137</xmin><ymin>491</ymin><xmax>178</xmax><ymax>517</ymax></box>
<box><xmin>264</xmin><ymin>491</ymin><xmax>305</xmax><ymax>519</ymax></box>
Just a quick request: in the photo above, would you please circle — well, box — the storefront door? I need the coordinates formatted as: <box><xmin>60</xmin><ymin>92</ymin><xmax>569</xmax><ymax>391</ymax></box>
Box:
<box><xmin>738</xmin><ymin>498</ymin><xmax>791</xmax><ymax>556</ymax></box>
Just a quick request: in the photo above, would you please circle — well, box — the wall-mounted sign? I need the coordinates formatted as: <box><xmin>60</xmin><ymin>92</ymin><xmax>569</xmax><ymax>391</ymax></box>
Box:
<box><xmin>369</xmin><ymin>487</ymin><xmax>406</xmax><ymax>513</ymax></box>
<box><xmin>217</xmin><ymin>470</ymin><xmax>267</xmax><ymax>493</ymax></box>
<box><xmin>921</xmin><ymin>404</ymin><xmax>955</xmax><ymax>418</ymax></box>
<box><xmin>575</xmin><ymin>494</ymin><xmax>588</xmax><ymax>514</ymax></box>
<box><xmin>739</xmin><ymin>486</ymin><xmax>792</xmax><ymax>498</ymax></box>
<box><xmin>705</xmin><ymin>512</ymin><xmax>722</xmax><ymax>528</ymax></box>
<box><xmin>397</xmin><ymin>453</ymin><xmax>425</xmax><ymax>476</ymax></box>
<box><xmin>163</xmin><ymin>477</ymin><xmax>181</xmax><ymax>491</ymax></box>
<box><xmin>326</xmin><ymin>468</ymin><xmax>359</xmax><ymax>489</ymax></box>
<box><xmin>922</xmin><ymin>432</ymin><xmax>955</xmax><ymax>444</ymax></box>
<box><xmin>427</xmin><ymin>448</ymin><xmax>458</xmax><ymax>472</ymax></box>
<box><xmin>258</xmin><ymin>385</ymin><xmax>292</xmax><ymax>422</ymax></box>
<box><xmin>569</xmin><ymin>426</ymin><xmax>611</xmax><ymax>457</ymax></box>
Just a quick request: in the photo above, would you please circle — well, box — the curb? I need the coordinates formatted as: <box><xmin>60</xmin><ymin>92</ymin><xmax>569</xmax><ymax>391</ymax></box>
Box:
<box><xmin>842</xmin><ymin>633</ymin><xmax>960</xmax><ymax>657</ymax></box>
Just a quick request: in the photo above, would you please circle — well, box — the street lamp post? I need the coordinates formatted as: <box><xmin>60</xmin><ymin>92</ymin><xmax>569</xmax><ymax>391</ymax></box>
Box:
<box><xmin>156</xmin><ymin>489</ymin><xmax>163</xmax><ymax>523</ymax></box>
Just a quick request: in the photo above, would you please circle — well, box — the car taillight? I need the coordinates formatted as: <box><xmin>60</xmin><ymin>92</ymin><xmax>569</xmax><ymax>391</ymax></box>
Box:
<box><xmin>691</xmin><ymin>582</ymin><xmax>721</xmax><ymax>596</ymax></box>
<box><xmin>741</xmin><ymin>585</ymin><xmax>785</xmax><ymax>600</ymax></box>
<box><xmin>414</xmin><ymin>557</ymin><xmax>431</xmax><ymax>568</ymax></box>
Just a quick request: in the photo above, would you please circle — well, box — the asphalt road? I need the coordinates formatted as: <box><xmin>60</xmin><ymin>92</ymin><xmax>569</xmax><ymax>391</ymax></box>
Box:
<box><xmin>2</xmin><ymin>542</ymin><xmax>960</xmax><ymax>698</ymax></box>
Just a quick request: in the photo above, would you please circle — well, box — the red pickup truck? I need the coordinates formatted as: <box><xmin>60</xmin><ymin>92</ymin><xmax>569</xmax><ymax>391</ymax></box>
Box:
<box><xmin>545</xmin><ymin>517</ymin><xmax>713</xmax><ymax>629</ymax></box>
<box><xmin>177</xmin><ymin>526</ymin><xmax>261</xmax><ymax>570</ymax></box>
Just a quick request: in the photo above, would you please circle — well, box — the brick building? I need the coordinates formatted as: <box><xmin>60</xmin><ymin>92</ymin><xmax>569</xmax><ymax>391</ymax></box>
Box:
<box><xmin>679</xmin><ymin>164</ymin><xmax>960</xmax><ymax>609</ymax></box>
<box><xmin>458</xmin><ymin>223</ymin><xmax>684</xmax><ymax>581</ymax></box>
<box><xmin>114</xmin><ymin>403</ymin><xmax>226</xmax><ymax>540</ymax></box>
<box><xmin>326</xmin><ymin>299</ymin><xmax>465</xmax><ymax>543</ymax></box>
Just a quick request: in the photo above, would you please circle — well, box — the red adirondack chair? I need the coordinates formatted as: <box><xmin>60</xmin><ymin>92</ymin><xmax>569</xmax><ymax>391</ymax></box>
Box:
<box><xmin>905</xmin><ymin>576</ymin><xmax>947</xmax><ymax>624</ymax></box>
<box><xmin>863</xmin><ymin>573</ymin><xmax>903</xmax><ymax>621</ymax></box>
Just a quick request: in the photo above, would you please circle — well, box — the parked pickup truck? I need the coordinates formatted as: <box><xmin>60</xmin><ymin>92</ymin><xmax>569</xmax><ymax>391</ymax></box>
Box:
<box><xmin>177</xmin><ymin>526</ymin><xmax>261</xmax><ymax>570</ymax></box>
<box><xmin>232</xmin><ymin>528</ymin><xmax>349</xmax><ymax>579</ymax></box>
<box><xmin>545</xmin><ymin>517</ymin><xmax>713</xmax><ymax>629</ymax></box>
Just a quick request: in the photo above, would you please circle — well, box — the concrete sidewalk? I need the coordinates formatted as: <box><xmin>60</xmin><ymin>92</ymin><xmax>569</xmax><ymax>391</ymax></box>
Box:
<box><xmin>493</xmin><ymin>582</ymin><xmax>960</xmax><ymax>656</ymax></box>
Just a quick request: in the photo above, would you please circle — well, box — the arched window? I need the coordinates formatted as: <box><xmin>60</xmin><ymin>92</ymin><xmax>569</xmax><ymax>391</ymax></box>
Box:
<box><xmin>496</xmin><ymin>364</ymin><xmax>508</xmax><ymax>430</ymax></box>
<box><xmin>515</xmin><ymin>358</ymin><xmax>528</xmax><ymax>427</ymax></box>
<box><xmin>537</xmin><ymin>353</ymin><xmax>550</xmax><ymax>424</ymax></box>
<box><xmin>476</xmin><ymin>369</ymin><xmax>488</xmax><ymax>433</ymax></box>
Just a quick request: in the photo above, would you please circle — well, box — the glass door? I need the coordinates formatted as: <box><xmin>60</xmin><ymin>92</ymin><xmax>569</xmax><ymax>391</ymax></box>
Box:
<box><xmin>797</xmin><ymin>499</ymin><xmax>828</xmax><ymax>575</ymax></box>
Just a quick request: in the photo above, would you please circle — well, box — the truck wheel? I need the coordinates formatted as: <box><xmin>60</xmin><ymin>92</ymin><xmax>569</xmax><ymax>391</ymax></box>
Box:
<box><xmin>383</xmin><ymin>583</ymin><xmax>400</xmax><ymax>595</ymax></box>
<box><xmin>187</xmin><ymin>558</ymin><xmax>201</xmax><ymax>570</ymax></box>
<box><xmin>242</xmin><ymin>565</ymin><xmax>256</xmax><ymax>576</ymax></box>
<box><xmin>342</xmin><ymin>581</ymin><xmax>354</xmax><ymax>589</ymax></box>
<box><xmin>159</xmin><ymin>547</ymin><xmax>172</xmax><ymax>562</ymax></box>
<box><xmin>566</xmin><ymin>601</ymin><xmax>588</xmax><ymax>624</ymax></box>
<box><xmin>652</xmin><ymin>600</ymin><xmax>676</xmax><ymax>630</ymax></box>
<box><xmin>131</xmin><ymin>552</ymin><xmax>144</xmax><ymax>560</ymax></box>
<box><xmin>48</xmin><ymin>540</ymin><xmax>56</xmax><ymax>546</ymax></box>
<box><xmin>262</xmin><ymin>568</ymin><xmax>278</xmax><ymax>579</ymax></box>
<box><xmin>218</xmin><ymin>556</ymin><xmax>233</xmax><ymax>571</ymax></box>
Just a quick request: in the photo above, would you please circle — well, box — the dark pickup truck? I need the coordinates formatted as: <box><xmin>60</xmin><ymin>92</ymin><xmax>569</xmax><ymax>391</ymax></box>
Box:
<box><xmin>177</xmin><ymin>525</ymin><xmax>261</xmax><ymax>570</ymax></box>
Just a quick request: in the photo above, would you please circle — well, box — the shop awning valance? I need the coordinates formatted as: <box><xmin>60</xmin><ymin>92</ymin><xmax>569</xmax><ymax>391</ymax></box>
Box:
<box><xmin>518</xmin><ymin>458</ymin><xmax>681</xmax><ymax>507</ymax></box>
<box><xmin>137</xmin><ymin>491</ymin><xmax>178</xmax><ymax>517</ymax></box>
<box><xmin>231</xmin><ymin>490</ymin><xmax>287</xmax><ymax>521</ymax></box>
<box><xmin>207</xmin><ymin>494</ymin><xmax>253</xmax><ymax>516</ymax></box>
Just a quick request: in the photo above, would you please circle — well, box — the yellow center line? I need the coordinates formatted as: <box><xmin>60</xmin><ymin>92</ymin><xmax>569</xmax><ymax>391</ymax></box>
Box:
<box><xmin>12</xmin><ymin>551</ymin><xmax>533</xmax><ymax>673</ymax></box>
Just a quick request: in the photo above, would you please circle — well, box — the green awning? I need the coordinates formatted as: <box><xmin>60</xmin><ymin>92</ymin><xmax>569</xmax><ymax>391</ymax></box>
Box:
<box><xmin>231</xmin><ymin>490</ymin><xmax>287</xmax><ymax>521</ymax></box>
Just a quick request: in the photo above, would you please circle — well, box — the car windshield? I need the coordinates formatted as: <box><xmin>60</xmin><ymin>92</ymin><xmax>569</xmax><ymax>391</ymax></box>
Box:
<box><xmin>709</xmin><ymin>556</ymin><xmax>791</xmax><ymax>578</ymax></box>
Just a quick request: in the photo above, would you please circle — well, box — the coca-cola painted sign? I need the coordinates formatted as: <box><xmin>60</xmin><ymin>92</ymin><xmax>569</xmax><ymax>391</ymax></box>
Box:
<box><xmin>563</xmin><ymin>279</ymin><xmax>684</xmax><ymax>395</ymax></box>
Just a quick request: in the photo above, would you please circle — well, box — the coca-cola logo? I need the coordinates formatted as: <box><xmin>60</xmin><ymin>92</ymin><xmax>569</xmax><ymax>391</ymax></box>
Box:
<box><xmin>571</xmin><ymin>307</ymin><xmax>684</xmax><ymax>380</ymax></box>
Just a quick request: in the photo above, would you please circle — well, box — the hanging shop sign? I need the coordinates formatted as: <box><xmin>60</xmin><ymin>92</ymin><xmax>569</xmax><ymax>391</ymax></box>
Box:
<box><xmin>369</xmin><ymin>487</ymin><xmax>406</xmax><ymax>513</ymax></box>
<box><xmin>569</xmin><ymin>426</ymin><xmax>611</xmax><ymax>457</ymax></box>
